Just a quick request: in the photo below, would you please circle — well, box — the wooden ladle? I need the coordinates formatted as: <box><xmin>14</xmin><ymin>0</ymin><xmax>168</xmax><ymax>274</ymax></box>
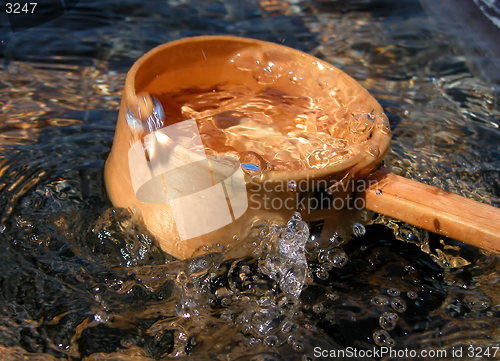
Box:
<box><xmin>104</xmin><ymin>35</ymin><xmax>500</xmax><ymax>259</ymax></box>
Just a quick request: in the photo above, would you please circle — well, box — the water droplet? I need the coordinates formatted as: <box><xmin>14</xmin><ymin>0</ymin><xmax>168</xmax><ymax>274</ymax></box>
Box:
<box><xmin>318</xmin><ymin>250</ymin><xmax>328</xmax><ymax>263</ymax></box>
<box><xmin>371</xmin><ymin>295</ymin><xmax>389</xmax><ymax>306</ymax></box>
<box><xmin>379</xmin><ymin>311</ymin><xmax>399</xmax><ymax>331</ymax></box>
<box><xmin>313</xmin><ymin>303</ymin><xmax>324</xmax><ymax>313</ymax></box>
<box><xmin>391</xmin><ymin>297</ymin><xmax>407</xmax><ymax>313</ymax></box>
<box><xmin>177</xmin><ymin>332</ymin><xmax>188</xmax><ymax>343</ymax></box>
<box><xmin>373</xmin><ymin>329</ymin><xmax>395</xmax><ymax>347</ymax></box>
<box><xmin>258</xmin><ymin>296</ymin><xmax>273</xmax><ymax>307</ymax></box>
<box><xmin>321</xmin><ymin>262</ymin><xmax>333</xmax><ymax>272</ymax></box>
<box><xmin>365</xmin><ymin>144</ymin><xmax>380</xmax><ymax>157</ymax></box>
<box><xmin>352</xmin><ymin>223</ymin><xmax>366</xmax><ymax>237</ymax></box>
<box><xmin>360</xmin><ymin>210</ymin><xmax>372</xmax><ymax>222</ymax></box>
<box><xmin>329</xmin><ymin>249</ymin><xmax>348</xmax><ymax>268</ymax></box>
<box><xmin>253</xmin><ymin>66</ymin><xmax>275</xmax><ymax>84</ymax></box>
<box><xmin>176</xmin><ymin>271</ymin><xmax>190</xmax><ymax>286</ymax></box>
<box><xmin>230</xmin><ymin>51</ymin><xmax>258</xmax><ymax>71</ymax></box>
<box><xmin>349</xmin><ymin>114</ymin><xmax>373</xmax><ymax>134</ymax></box>
<box><xmin>125</xmin><ymin>106</ymin><xmax>144</xmax><ymax>136</ymax></box>
<box><xmin>240</xmin><ymin>151</ymin><xmax>266</xmax><ymax>176</ymax></box>
<box><xmin>367</xmin><ymin>111</ymin><xmax>375</xmax><ymax>121</ymax></box>
<box><xmin>316</xmin><ymin>269</ymin><xmax>329</xmax><ymax>280</ymax></box>
<box><xmin>281</xmin><ymin>321</ymin><xmax>295</xmax><ymax>333</ymax></box>
<box><xmin>176</xmin><ymin>298</ymin><xmax>194</xmax><ymax>319</ymax></box>
<box><xmin>329</xmin><ymin>227</ymin><xmax>347</xmax><ymax>247</ymax></box>
<box><xmin>142</xmin><ymin>96</ymin><xmax>165</xmax><ymax>133</ymax></box>
<box><xmin>307</xmin><ymin>150</ymin><xmax>330</xmax><ymax>169</ymax></box>
<box><xmin>327</xmin><ymin>293</ymin><xmax>340</xmax><ymax>301</ymax></box>
<box><xmin>241</xmin><ymin>324</ymin><xmax>252</xmax><ymax>334</ymax></box>
<box><xmin>376</xmin><ymin>113</ymin><xmax>391</xmax><ymax>134</ymax></box>
<box><xmin>288</xmin><ymin>180</ymin><xmax>297</xmax><ymax>191</ymax></box>
<box><xmin>407</xmin><ymin>291</ymin><xmax>418</xmax><ymax>300</ymax></box>
<box><xmin>349</xmin><ymin>103</ymin><xmax>374</xmax><ymax>116</ymax></box>
<box><xmin>289</xmin><ymin>71</ymin><xmax>304</xmax><ymax>83</ymax></box>
<box><xmin>264</xmin><ymin>335</ymin><xmax>278</xmax><ymax>347</ymax></box>
<box><xmin>317</xmin><ymin>75</ymin><xmax>336</xmax><ymax>89</ymax></box>
<box><xmin>375</xmin><ymin>189</ymin><xmax>383</xmax><ymax>196</ymax></box>
<box><xmin>292</xmin><ymin>341</ymin><xmax>304</xmax><ymax>352</ymax></box>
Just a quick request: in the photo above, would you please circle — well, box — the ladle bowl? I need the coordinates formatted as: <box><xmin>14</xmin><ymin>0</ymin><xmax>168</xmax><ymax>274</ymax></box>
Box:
<box><xmin>104</xmin><ymin>35</ymin><xmax>500</xmax><ymax>259</ymax></box>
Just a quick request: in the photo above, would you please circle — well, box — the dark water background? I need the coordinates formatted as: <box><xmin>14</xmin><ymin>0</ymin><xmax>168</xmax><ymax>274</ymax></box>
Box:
<box><xmin>0</xmin><ymin>0</ymin><xmax>500</xmax><ymax>359</ymax></box>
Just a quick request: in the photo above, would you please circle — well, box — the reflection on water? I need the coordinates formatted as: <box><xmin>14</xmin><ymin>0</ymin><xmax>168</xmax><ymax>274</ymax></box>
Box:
<box><xmin>0</xmin><ymin>0</ymin><xmax>500</xmax><ymax>359</ymax></box>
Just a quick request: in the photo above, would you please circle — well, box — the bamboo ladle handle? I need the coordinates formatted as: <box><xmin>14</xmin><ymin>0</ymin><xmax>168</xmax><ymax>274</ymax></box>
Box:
<box><xmin>363</xmin><ymin>167</ymin><xmax>500</xmax><ymax>254</ymax></box>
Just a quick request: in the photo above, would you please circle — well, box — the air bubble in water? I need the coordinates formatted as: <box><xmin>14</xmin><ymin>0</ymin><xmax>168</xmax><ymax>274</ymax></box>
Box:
<box><xmin>379</xmin><ymin>311</ymin><xmax>399</xmax><ymax>331</ymax></box>
<box><xmin>391</xmin><ymin>297</ymin><xmax>407</xmax><ymax>313</ymax></box>
<box><xmin>352</xmin><ymin>223</ymin><xmax>366</xmax><ymax>237</ymax></box>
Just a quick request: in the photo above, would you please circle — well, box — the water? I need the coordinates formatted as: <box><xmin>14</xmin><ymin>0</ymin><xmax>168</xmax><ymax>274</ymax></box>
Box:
<box><xmin>1</xmin><ymin>0</ymin><xmax>500</xmax><ymax>359</ymax></box>
<box><xmin>156</xmin><ymin>80</ymin><xmax>384</xmax><ymax>171</ymax></box>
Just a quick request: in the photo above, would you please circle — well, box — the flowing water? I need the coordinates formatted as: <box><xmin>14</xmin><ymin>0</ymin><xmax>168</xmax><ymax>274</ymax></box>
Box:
<box><xmin>1</xmin><ymin>0</ymin><xmax>500</xmax><ymax>359</ymax></box>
